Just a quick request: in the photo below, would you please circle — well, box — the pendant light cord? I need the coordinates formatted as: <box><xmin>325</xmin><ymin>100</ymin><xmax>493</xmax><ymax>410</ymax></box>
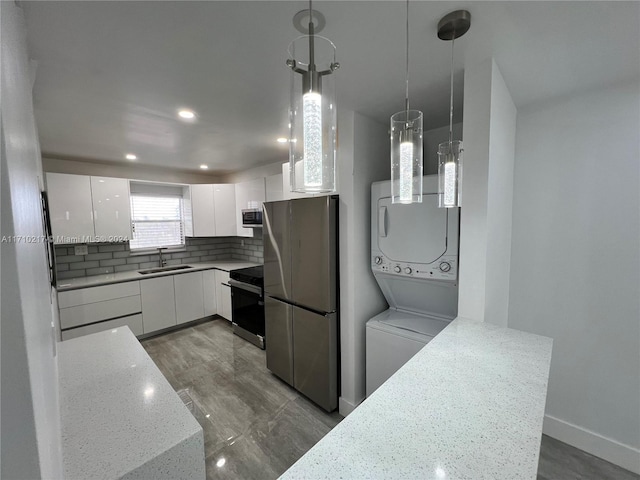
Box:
<box><xmin>308</xmin><ymin>0</ymin><xmax>315</xmax><ymax>69</ymax></box>
<box><xmin>404</xmin><ymin>0</ymin><xmax>410</xmax><ymax>119</ymax></box>
<box><xmin>448</xmin><ymin>36</ymin><xmax>455</xmax><ymax>145</ymax></box>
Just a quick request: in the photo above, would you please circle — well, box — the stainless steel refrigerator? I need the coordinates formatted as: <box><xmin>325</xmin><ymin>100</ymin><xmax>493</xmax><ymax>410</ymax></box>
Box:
<box><xmin>263</xmin><ymin>196</ymin><xmax>338</xmax><ymax>412</ymax></box>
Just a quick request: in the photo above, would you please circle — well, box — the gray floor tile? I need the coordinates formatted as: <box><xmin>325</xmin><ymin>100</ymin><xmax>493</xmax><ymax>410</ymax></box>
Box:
<box><xmin>143</xmin><ymin>318</ymin><xmax>639</xmax><ymax>480</ymax></box>
<box><xmin>142</xmin><ymin>318</ymin><xmax>342</xmax><ymax>479</ymax></box>
<box><xmin>537</xmin><ymin>435</ymin><xmax>639</xmax><ymax>480</ymax></box>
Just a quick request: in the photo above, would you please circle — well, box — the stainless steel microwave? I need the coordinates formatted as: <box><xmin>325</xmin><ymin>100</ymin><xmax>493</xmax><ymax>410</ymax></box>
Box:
<box><xmin>242</xmin><ymin>208</ymin><xmax>262</xmax><ymax>228</ymax></box>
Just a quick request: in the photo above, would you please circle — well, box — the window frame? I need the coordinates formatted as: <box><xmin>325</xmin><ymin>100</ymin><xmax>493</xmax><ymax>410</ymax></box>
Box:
<box><xmin>129</xmin><ymin>191</ymin><xmax>187</xmax><ymax>253</ymax></box>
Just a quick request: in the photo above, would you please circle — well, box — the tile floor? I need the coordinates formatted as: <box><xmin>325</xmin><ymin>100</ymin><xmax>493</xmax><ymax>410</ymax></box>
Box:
<box><xmin>142</xmin><ymin>319</ymin><xmax>639</xmax><ymax>480</ymax></box>
<box><xmin>142</xmin><ymin>318</ymin><xmax>342</xmax><ymax>479</ymax></box>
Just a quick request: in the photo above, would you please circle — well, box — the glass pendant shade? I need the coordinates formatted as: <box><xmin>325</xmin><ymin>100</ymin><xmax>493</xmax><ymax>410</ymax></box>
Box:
<box><xmin>391</xmin><ymin>110</ymin><xmax>423</xmax><ymax>204</ymax></box>
<box><xmin>437</xmin><ymin>140</ymin><xmax>463</xmax><ymax>208</ymax></box>
<box><xmin>288</xmin><ymin>35</ymin><xmax>337</xmax><ymax>193</ymax></box>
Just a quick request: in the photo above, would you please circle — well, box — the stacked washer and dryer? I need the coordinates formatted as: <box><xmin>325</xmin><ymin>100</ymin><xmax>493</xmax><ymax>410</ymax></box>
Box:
<box><xmin>366</xmin><ymin>175</ymin><xmax>460</xmax><ymax>397</ymax></box>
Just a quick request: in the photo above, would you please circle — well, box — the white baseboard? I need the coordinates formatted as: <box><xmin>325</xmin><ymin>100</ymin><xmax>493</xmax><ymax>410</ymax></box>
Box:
<box><xmin>338</xmin><ymin>397</ymin><xmax>359</xmax><ymax>417</ymax></box>
<box><xmin>543</xmin><ymin>414</ymin><xmax>640</xmax><ymax>474</ymax></box>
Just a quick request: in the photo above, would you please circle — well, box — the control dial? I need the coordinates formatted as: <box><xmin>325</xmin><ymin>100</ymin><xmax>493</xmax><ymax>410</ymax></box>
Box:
<box><xmin>439</xmin><ymin>262</ymin><xmax>452</xmax><ymax>273</ymax></box>
<box><xmin>394</xmin><ymin>266</ymin><xmax>402</xmax><ymax>274</ymax></box>
<box><xmin>374</xmin><ymin>256</ymin><xmax>383</xmax><ymax>265</ymax></box>
<box><xmin>404</xmin><ymin>267</ymin><xmax>412</xmax><ymax>274</ymax></box>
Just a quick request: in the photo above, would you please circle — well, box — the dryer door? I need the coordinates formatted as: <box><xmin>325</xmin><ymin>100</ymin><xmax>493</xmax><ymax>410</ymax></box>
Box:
<box><xmin>377</xmin><ymin>193</ymin><xmax>448</xmax><ymax>265</ymax></box>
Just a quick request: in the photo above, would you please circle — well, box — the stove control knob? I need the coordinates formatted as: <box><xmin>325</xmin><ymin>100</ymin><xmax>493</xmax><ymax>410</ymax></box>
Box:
<box><xmin>394</xmin><ymin>265</ymin><xmax>402</xmax><ymax>274</ymax></box>
<box><xmin>404</xmin><ymin>267</ymin><xmax>412</xmax><ymax>274</ymax></box>
<box><xmin>439</xmin><ymin>262</ymin><xmax>452</xmax><ymax>273</ymax></box>
<box><xmin>374</xmin><ymin>256</ymin><xmax>383</xmax><ymax>265</ymax></box>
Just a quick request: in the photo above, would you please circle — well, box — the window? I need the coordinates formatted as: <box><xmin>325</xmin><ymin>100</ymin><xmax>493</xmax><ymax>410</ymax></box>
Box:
<box><xmin>129</xmin><ymin>185</ymin><xmax>185</xmax><ymax>251</ymax></box>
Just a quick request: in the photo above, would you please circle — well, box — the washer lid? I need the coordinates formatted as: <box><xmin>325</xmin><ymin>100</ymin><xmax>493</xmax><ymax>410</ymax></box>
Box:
<box><xmin>368</xmin><ymin>309</ymin><xmax>451</xmax><ymax>338</ymax></box>
<box><xmin>374</xmin><ymin>273</ymin><xmax>458</xmax><ymax>318</ymax></box>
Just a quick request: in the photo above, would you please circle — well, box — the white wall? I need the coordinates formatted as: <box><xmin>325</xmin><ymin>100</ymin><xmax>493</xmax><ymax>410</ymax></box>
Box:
<box><xmin>1</xmin><ymin>2</ymin><xmax>63</xmax><ymax>477</ymax></box>
<box><xmin>458</xmin><ymin>58</ymin><xmax>517</xmax><ymax>327</ymax></box>
<box><xmin>484</xmin><ymin>64</ymin><xmax>517</xmax><ymax>327</ymax></box>
<box><xmin>423</xmin><ymin>122</ymin><xmax>463</xmax><ymax>175</ymax></box>
<box><xmin>221</xmin><ymin>160</ymin><xmax>284</xmax><ymax>184</ymax></box>
<box><xmin>43</xmin><ymin>156</ymin><xmax>223</xmax><ymax>184</ymax></box>
<box><xmin>337</xmin><ymin>110</ymin><xmax>389</xmax><ymax>415</ymax></box>
<box><xmin>508</xmin><ymin>80</ymin><xmax>640</xmax><ymax>473</ymax></box>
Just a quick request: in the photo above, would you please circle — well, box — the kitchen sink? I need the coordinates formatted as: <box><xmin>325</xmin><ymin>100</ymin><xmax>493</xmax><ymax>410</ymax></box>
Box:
<box><xmin>138</xmin><ymin>265</ymin><xmax>193</xmax><ymax>275</ymax></box>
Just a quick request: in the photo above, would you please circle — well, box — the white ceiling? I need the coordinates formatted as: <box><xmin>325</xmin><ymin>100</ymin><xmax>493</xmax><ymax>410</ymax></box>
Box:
<box><xmin>23</xmin><ymin>1</ymin><xmax>639</xmax><ymax>174</ymax></box>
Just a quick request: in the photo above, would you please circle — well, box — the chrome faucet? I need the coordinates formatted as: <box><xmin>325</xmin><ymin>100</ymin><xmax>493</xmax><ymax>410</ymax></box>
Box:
<box><xmin>158</xmin><ymin>247</ymin><xmax>167</xmax><ymax>267</ymax></box>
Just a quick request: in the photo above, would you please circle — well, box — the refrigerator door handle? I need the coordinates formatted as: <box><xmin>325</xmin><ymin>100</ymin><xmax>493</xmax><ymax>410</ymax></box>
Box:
<box><xmin>379</xmin><ymin>206</ymin><xmax>387</xmax><ymax>237</ymax></box>
<box><xmin>267</xmin><ymin>295</ymin><xmax>333</xmax><ymax>317</ymax></box>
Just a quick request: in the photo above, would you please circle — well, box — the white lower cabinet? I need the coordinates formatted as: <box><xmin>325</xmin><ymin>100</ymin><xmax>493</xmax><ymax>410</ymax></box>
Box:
<box><xmin>215</xmin><ymin>270</ymin><xmax>232</xmax><ymax>321</ymax></box>
<box><xmin>202</xmin><ymin>270</ymin><xmax>218</xmax><ymax>316</ymax></box>
<box><xmin>59</xmin><ymin>296</ymin><xmax>141</xmax><ymax>330</ymax></box>
<box><xmin>58</xmin><ymin>282</ymin><xmax>142</xmax><ymax>338</ymax></box>
<box><xmin>59</xmin><ymin>268</ymin><xmax>234</xmax><ymax>340</ymax></box>
<box><xmin>141</xmin><ymin>276</ymin><xmax>177</xmax><ymax>333</ymax></box>
<box><xmin>61</xmin><ymin>314</ymin><xmax>143</xmax><ymax>341</ymax></box>
<box><xmin>174</xmin><ymin>272</ymin><xmax>205</xmax><ymax>325</ymax></box>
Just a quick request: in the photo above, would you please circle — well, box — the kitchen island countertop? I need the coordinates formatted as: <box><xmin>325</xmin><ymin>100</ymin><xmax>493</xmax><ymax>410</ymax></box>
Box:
<box><xmin>56</xmin><ymin>260</ymin><xmax>260</xmax><ymax>291</ymax></box>
<box><xmin>281</xmin><ymin>317</ymin><xmax>553</xmax><ymax>480</ymax></box>
<box><xmin>58</xmin><ymin>326</ymin><xmax>205</xmax><ymax>479</ymax></box>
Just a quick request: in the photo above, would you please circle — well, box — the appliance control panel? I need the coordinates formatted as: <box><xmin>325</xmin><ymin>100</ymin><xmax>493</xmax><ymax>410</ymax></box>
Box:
<box><xmin>372</xmin><ymin>254</ymin><xmax>458</xmax><ymax>281</ymax></box>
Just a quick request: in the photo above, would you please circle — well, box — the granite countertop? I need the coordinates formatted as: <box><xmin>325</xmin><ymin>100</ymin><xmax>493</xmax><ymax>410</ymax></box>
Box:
<box><xmin>281</xmin><ymin>317</ymin><xmax>553</xmax><ymax>480</ymax></box>
<box><xmin>56</xmin><ymin>260</ymin><xmax>261</xmax><ymax>291</ymax></box>
<box><xmin>58</xmin><ymin>327</ymin><xmax>205</xmax><ymax>479</ymax></box>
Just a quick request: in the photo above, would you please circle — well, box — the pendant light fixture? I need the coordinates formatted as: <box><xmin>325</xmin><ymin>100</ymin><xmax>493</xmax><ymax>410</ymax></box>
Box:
<box><xmin>287</xmin><ymin>1</ymin><xmax>339</xmax><ymax>193</ymax></box>
<box><xmin>391</xmin><ymin>0</ymin><xmax>423</xmax><ymax>205</ymax></box>
<box><xmin>437</xmin><ymin>10</ymin><xmax>470</xmax><ymax>208</ymax></box>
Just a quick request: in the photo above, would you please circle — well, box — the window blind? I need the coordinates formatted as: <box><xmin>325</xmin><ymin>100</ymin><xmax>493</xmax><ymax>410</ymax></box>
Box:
<box><xmin>129</xmin><ymin>194</ymin><xmax>185</xmax><ymax>250</ymax></box>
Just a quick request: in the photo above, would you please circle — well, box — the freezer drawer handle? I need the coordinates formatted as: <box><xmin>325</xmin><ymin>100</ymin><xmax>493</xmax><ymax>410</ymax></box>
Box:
<box><xmin>379</xmin><ymin>206</ymin><xmax>387</xmax><ymax>237</ymax></box>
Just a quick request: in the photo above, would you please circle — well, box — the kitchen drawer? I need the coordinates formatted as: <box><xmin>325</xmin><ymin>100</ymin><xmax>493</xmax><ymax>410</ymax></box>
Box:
<box><xmin>61</xmin><ymin>314</ymin><xmax>143</xmax><ymax>341</ymax></box>
<box><xmin>59</xmin><ymin>295</ymin><xmax>142</xmax><ymax>330</ymax></box>
<box><xmin>58</xmin><ymin>281</ymin><xmax>140</xmax><ymax>308</ymax></box>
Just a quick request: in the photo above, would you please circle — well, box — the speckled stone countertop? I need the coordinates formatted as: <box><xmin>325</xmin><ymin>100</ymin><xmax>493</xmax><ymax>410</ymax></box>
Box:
<box><xmin>281</xmin><ymin>317</ymin><xmax>553</xmax><ymax>480</ymax></box>
<box><xmin>56</xmin><ymin>260</ymin><xmax>261</xmax><ymax>291</ymax></box>
<box><xmin>58</xmin><ymin>327</ymin><xmax>205</xmax><ymax>480</ymax></box>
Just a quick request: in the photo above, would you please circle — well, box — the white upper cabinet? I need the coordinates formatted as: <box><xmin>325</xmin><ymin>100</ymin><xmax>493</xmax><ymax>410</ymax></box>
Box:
<box><xmin>190</xmin><ymin>184</ymin><xmax>216</xmax><ymax>237</ymax></box>
<box><xmin>265</xmin><ymin>174</ymin><xmax>284</xmax><ymax>202</ymax></box>
<box><xmin>47</xmin><ymin>173</ymin><xmax>95</xmax><ymax>243</ymax></box>
<box><xmin>90</xmin><ymin>176</ymin><xmax>132</xmax><ymax>241</ymax></box>
<box><xmin>213</xmin><ymin>184</ymin><xmax>237</xmax><ymax>236</ymax></box>
<box><xmin>47</xmin><ymin>173</ymin><xmax>134</xmax><ymax>244</ymax></box>
<box><xmin>187</xmin><ymin>184</ymin><xmax>236</xmax><ymax>237</ymax></box>
<box><xmin>235</xmin><ymin>178</ymin><xmax>266</xmax><ymax>237</ymax></box>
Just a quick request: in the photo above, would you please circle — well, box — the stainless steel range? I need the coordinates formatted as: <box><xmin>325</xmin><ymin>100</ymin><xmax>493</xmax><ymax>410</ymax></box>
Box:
<box><xmin>229</xmin><ymin>266</ymin><xmax>265</xmax><ymax>349</ymax></box>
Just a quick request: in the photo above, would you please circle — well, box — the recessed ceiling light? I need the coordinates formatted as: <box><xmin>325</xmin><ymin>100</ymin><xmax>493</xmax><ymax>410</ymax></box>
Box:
<box><xmin>276</xmin><ymin>137</ymin><xmax>288</xmax><ymax>143</ymax></box>
<box><xmin>125</xmin><ymin>153</ymin><xmax>137</xmax><ymax>160</ymax></box>
<box><xmin>178</xmin><ymin>109</ymin><xmax>196</xmax><ymax>120</ymax></box>
<box><xmin>200</xmin><ymin>164</ymin><xmax>209</xmax><ymax>170</ymax></box>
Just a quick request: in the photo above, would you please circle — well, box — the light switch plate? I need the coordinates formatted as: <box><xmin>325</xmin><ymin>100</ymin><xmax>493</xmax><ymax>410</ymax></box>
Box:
<box><xmin>74</xmin><ymin>245</ymin><xmax>88</xmax><ymax>256</ymax></box>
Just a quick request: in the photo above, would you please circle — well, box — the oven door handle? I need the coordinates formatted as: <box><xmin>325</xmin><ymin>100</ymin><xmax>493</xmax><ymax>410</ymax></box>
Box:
<box><xmin>229</xmin><ymin>279</ymin><xmax>262</xmax><ymax>296</ymax></box>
